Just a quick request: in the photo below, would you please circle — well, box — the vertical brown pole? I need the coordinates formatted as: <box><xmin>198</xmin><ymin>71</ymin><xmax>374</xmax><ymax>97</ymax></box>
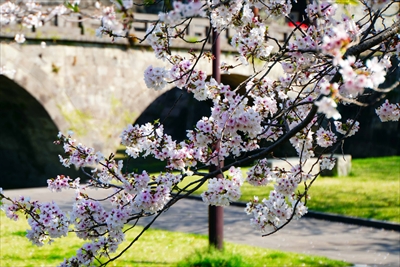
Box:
<box><xmin>253</xmin><ymin>7</ymin><xmax>259</xmax><ymax>18</ymax></box>
<box><xmin>209</xmin><ymin>27</ymin><xmax>224</xmax><ymax>250</ymax></box>
<box><xmin>212</xmin><ymin>28</ymin><xmax>220</xmax><ymax>84</ymax></box>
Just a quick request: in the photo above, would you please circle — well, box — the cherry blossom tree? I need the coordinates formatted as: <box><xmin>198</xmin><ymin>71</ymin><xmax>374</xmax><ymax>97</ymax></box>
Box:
<box><xmin>0</xmin><ymin>0</ymin><xmax>399</xmax><ymax>266</ymax></box>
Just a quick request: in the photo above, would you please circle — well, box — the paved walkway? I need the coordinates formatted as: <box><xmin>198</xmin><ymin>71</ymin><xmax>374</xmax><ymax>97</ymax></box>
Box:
<box><xmin>3</xmin><ymin>187</ymin><xmax>400</xmax><ymax>266</ymax></box>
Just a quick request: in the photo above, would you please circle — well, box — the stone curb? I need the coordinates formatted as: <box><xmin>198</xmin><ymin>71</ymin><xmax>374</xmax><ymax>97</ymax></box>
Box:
<box><xmin>179</xmin><ymin>195</ymin><xmax>400</xmax><ymax>232</ymax></box>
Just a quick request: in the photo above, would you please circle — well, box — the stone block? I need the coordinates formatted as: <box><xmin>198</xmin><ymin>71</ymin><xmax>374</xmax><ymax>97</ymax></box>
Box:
<box><xmin>267</xmin><ymin>157</ymin><xmax>320</xmax><ymax>175</ymax></box>
<box><xmin>320</xmin><ymin>154</ymin><xmax>352</xmax><ymax>177</ymax></box>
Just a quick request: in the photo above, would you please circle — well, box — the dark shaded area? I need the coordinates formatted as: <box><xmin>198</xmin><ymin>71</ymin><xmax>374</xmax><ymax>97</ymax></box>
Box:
<box><xmin>338</xmin><ymin>99</ymin><xmax>400</xmax><ymax>158</ymax></box>
<box><xmin>339</xmin><ymin>59</ymin><xmax>400</xmax><ymax>158</ymax></box>
<box><xmin>0</xmin><ymin>75</ymin><xmax>80</xmax><ymax>189</ymax></box>
<box><xmin>135</xmin><ymin>87</ymin><xmax>211</xmax><ymax>141</ymax></box>
<box><xmin>289</xmin><ymin>0</ymin><xmax>308</xmax><ymax>22</ymax></box>
<box><xmin>135</xmin><ymin>74</ymin><xmax>249</xmax><ymax>142</ymax></box>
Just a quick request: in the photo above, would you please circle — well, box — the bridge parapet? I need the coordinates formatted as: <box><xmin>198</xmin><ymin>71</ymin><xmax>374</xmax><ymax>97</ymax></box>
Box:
<box><xmin>0</xmin><ymin>4</ymin><xmax>292</xmax><ymax>51</ymax></box>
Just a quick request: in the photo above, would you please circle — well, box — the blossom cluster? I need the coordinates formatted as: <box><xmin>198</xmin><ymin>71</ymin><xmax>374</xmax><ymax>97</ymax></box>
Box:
<box><xmin>230</xmin><ymin>14</ymin><xmax>274</xmax><ymax>65</ymax></box>
<box><xmin>96</xmin><ymin>5</ymin><xmax>126</xmax><ymax>41</ymax></box>
<box><xmin>376</xmin><ymin>100</ymin><xmax>400</xmax><ymax>122</ymax></box>
<box><xmin>320</xmin><ymin>157</ymin><xmax>336</xmax><ymax>171</ymax></box>
<box><xmin>246</xmin><ymin>158</ymin><xmax>274</xmax><ymax>186</ymax></box>
<box><xmin>338</xmin><ymin>56</ymin><xmax>391</xmax><ymax>98</ymax></box>
<box><xmin>131</xmin><ymin>183</ymin><xmax>172</xmax><ymax>213</ymax></box>
<box><xmin>334</xmin><ymin>119</ymin><xmax>360</xmax><ymax>136</ymax></box>
<box><xmin>159</xmin><ymin>0</ymin><xmax>205</xmax><ymax>25</ymax></box>
<box><xmin>315</xmin><ymin>128</ymin><xmax>337</xmax><ymax>148</ymax></box>
<box><xmin>290</xmin><ymin>130</ymin><xmax>315</xmax><ymax>161</ymax></box>
<box><xmin>47</xmin><ymin>175</ymin><xmax>80</xmax><ymax>192</ymax></box>
<box><xmin>3</xmin><ymin>197</ymin><xmax>69</xmax><ymax>246</ymax></box>
<box><xmin>244</xmin><ymin>163</ymin><xmax>312</xmax><ymax>232</ymax></box>
<box><xmin>315</xmin><ymin>97</ymin><xmax>341</xmax><ymax>120</ymax></box>
<box><xmin>120</xmin><ymin>122</ymin><xmax>195</xmax><ymax>171</ymax></box>
<box><xmin>208</xmin><ymin>0</ymin><xmax>243</xmax><ymax>32</ymax></box>
<box><xmin>145</xmin><ymin>23</ymin><xmax>173</xmax><ymax>59</ymax></box>
<box><xmin>244</xmin><ymin>191</ymin><xmax>307</xmax><ymax>233</ymax></box>
<box><xmin>144</xmin><ymin>65</ymin><xmax>169</xmax><ymax>90</ymax></box>
<box><xmin>321</xmin><ymin>24</ymin><xmax>352</xmax><ymax>60</ymax></box>
<box><xmin>167</xmin><ymin>56</ymin><xmax>212</xmax><ymax>100</ymax></box>
<box><xmin>56</xmin><ymin>132</ymin><xmax>104</xmax><ymax>168</ymax></box>
<box><xmin>201</xmin><ymin>167</ymin><xmax>244</xmax><ymax>206</ymax></box>
<box><xmin>65</xmin><ymin>198</ymin><xmax>126</xmax><ymax>265</ymax></box>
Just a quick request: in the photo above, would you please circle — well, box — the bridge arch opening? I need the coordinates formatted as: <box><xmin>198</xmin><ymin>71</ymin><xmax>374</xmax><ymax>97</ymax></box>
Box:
<box><xmin>118</xmin><ymin>74</ymin><xmax>248</xmax><ymax>173</ymax></box>
<box><xmin>0</xmin><ymin>75</ymin><xmax>79</xmax><ymax>189</ymax></box>
<box><xmin>134</xmin><ymin>74</ymin><xmax>250</xmax><ymax>140</ymax></box>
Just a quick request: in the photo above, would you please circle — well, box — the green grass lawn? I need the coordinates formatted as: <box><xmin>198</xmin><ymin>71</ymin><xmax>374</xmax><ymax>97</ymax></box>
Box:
<box><xmin>0</xmin><ymin>213</ymin><xmax>349</xmax><ymax>267</ymax></box>
<box><xmin>175</xmin><ymin>156</ymin><xmax>400</xmax><ymax>223</ymax></box>
<box><xmin>296</xmin><ymin>156</ymin><xmax>399</xmax><ymax>222</ymax></box>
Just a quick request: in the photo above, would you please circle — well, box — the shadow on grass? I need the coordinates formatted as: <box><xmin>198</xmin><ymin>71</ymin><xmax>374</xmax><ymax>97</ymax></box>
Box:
<box><xmin>12</xmin><ymin>231</ymin><xmax>26</xmax><ymax>237</ymax></box>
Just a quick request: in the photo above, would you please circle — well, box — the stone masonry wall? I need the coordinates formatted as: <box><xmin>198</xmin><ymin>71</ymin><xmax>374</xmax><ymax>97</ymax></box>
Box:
<box><xmin>1</xmin><ymin>39</ymin><xmax>272</xmax><ymax>155</ymax></box>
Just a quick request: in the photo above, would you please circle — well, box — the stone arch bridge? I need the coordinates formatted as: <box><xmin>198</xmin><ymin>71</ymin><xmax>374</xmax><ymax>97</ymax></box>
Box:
<box><xmin>1</xmin><ymin>7</ymin><xmax>399</xmax><ymax>188</ymax></box>
<box><xmin>0</xmin><ymin>12</ymin><xmax>288</xmax><ymax>188</ymax></box>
